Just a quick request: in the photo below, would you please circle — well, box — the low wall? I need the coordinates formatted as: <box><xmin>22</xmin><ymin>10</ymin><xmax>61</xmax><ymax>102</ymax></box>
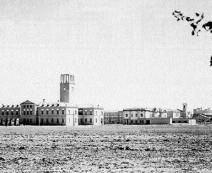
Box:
<box><xmin>172</xmin><ymin>118</ymin><xmax>189</xmax><ymax>123</ymax></box>
<box><xmin>150</xmin><ymin>118</ymin><xmax>172</xmax><ymax>125</ymax></box>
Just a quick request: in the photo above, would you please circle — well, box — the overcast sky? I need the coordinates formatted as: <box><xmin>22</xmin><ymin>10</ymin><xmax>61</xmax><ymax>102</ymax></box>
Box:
<box><xmin>0</xmin><ymin>0</ymin><xmax>212</xmax><ymax>110</ymax></box>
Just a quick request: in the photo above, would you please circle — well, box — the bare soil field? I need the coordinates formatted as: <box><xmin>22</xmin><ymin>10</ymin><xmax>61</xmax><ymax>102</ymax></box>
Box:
<box><xmin>0</xmin><ymin>124</ymin><xmax>212</xmax><ymax>173</ymax></box>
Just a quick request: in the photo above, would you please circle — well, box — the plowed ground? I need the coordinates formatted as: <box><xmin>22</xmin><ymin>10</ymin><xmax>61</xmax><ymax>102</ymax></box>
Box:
<box><xmin>0</xmin><ymin>124</ymin><xmax>212</xmax><ymax>172</ymax></box>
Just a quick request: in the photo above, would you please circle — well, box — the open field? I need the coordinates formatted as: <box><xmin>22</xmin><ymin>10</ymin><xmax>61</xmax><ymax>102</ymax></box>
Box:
<box><xmin>0</xmin><ymin>125</ymin><xmax>212</xmax><ymax>173</ymax></box>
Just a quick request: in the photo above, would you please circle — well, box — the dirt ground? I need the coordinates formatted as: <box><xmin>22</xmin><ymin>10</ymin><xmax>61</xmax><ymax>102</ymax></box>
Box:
<box><xmin>0</xmin><ymin>124</ymin><xmax>212</xmax><ymax>173</ymax></box>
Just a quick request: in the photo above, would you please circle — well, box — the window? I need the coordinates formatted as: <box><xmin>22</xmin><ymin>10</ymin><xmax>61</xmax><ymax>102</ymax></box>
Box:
<box><xmin>52</xmin><ymin>110</ymin><xmax>54</xmax><ymax>114</ymax></box>
<box><xmin>23</xmin><ymin>105</ymin><xmax>25</xmax><ymax>109</ymax></box>
<box><xmin>46</xmin><ymin>119</ymin><xmax>49</xmax><ymax>124</ymax></box>
<box><xmin>27</xmin><ymin>105</ymin><xmax>29</xmax><ymax>108</ymax></box>
<box><xmin>90</xmin><ymin>118</ymin><xmax>92</xmax><ymax>123</ymax></box>
<box><xmin>30</xmin><ymin>105</ymin><xmax>32</xmax><ymax>108</ymax></box>
<box><xmin>30</xmin><ymin>111</ymin><xmax>32</xmax><ymax>115</ymax></box>
<box><xmin>46</xmin><ymin>110</ymin><xmax>49</xmax><ymax>115</ymax></box>
<box><xmin>16</xmin><ymin>111</ymin><xmax>19</xmax><ymax>115</ymax></box>
<box><xmin>125</xmin><ymin>114</ymin><xmax>128</xmax><ymax>117</ymax></box>
<box><xmin>62</xmin><ymin>118</ymin><xmax>64</xmax><ymax>123</ymax></box>
<box><xmin>141</xmin><ymin>114</ymin><xmax>143</xmax><ymax>117</ymax></box>
<box><xmin>30</xmin><ymin>119</ymin><xmax>32</xmax><ymax>124</ymax></box>
<box><xmin>1</xmin><ymin>111</ymin><xmax>4</xmax><ymax>116</ymax></box>
<box><xmin>57</xmin><ymin>119</ymin><xmax>59</xmax><ymax>124</ymax></box>
<box><xmin>62</xmin><ymin>110</ymin><xmax>64</xmax><ymax>115</ymax></box>
<box><xmin>51</xmin><ymin>118</ymin><xmax>54</xmax><ymax>123</ymax></box>
<box><xmin>85</xmin><ymin>118</ymin><xmax>87</xmax><ymax>123</ymax></box>
<box><xmin>41</xmin><ymin>110</ymin><xmax>44</xmax><ymax>115</ymax></box>
<box><xmin>136</xmin><ymin>114</ymin><xmax>138</xmax><ymax>117</ymax></box>
<box><xmin>57</xmin><ymin>110</ymin><xmax>59</xmax><ymax>115</ymax></box>
<box><xmin>6</xmin><ymin>111</ymin><xmax>8</xmax><ymax>115</ymax></box>
<box><xmin>27</xmin><ymin>111</ymin><xmax>29</xmax><ymax>115</ymax></box>
<box><xmin>41</xmin><ymin>119</ymin><xmax>43</xmax><ymax>124</ymax></box>
<box><xmin>96</xmin><ymin>118</ymin><xmax>97</xmax><ymax>123</ymax></box>
<box><xmin>131</xmin><ymin>114</ymin><xmax>133</xmax><ymax>117</ymax></box>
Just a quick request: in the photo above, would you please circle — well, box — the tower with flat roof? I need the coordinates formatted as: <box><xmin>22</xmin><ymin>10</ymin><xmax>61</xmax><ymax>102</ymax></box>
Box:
<box><xmin>60</xmin><ymin>74</ymin><xmax>75</xmax><ymax>103</ymax></box>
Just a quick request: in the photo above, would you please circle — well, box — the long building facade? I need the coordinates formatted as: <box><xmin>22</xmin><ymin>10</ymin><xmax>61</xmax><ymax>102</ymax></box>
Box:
<box><xmin>0</xmin><ymin>74</ymin><xmax>103</xmax><ymax>126</ymax></box>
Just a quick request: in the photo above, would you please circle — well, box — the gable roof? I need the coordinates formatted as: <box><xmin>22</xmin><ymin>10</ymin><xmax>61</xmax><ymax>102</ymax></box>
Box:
<box><xmin>20</xmin><ymin>100</ymin><xmax>35</xmax><ymax>105</ymax></box>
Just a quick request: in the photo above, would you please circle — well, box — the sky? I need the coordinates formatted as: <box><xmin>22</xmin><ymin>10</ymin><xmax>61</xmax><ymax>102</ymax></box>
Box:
<box><xmin>0</xmin><ymin>0</ymin><xmax>212</xmax><ymax>111</ymax></box>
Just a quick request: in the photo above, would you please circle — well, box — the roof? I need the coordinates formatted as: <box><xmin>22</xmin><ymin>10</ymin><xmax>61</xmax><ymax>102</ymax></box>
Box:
<box><xmin>37</xmin><ymin>102</ymin><xmax>78</xmax><ymax>108</ymax></box>
<box><xmin>20</xmin><ymin>100</ymin><xmax>35</xmax><ymax>105</ymax></box>
<box><xmin>79</xmin><ymin>107</ymin><xmax>104</xmax><ymax>110</ymax></box>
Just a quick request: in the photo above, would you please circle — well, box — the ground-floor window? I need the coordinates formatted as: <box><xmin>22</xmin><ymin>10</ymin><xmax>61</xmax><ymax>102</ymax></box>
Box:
<box><xmin>51</xmin><ymin>118</ymin><xmax>54</xmax><ymax>123</ymax></box>
<box><xmin>90</xmin><ymin>118</ymin><xmax>92</xmax><ymax>123</ymax></box>
<box><xmin>62</xmin><ymin>118</ymin><xmax>64</xmax><ymax>123</ymax></box>
<box><xmin>57</xmin><ymin>118</ymin><xmax>59</xmax><ymax>124</ymax></box>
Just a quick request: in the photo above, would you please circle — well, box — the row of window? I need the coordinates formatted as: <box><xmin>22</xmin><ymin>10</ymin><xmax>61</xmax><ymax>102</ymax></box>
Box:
<box><xmin>124</xmin><ymin>119</ymin><xmax>150</xmax><ymax>124</ymax></box>
<box><xmin>125</xmin><ymin>114</ymin><xmax>144</xmax><ymax>118</ymax></box>
<box><xmin>79</xmin><ymin>118</ymin><xmax>103</xmax><ymax>124</ymax></box>
<box><xmin>40</xmin><ymin>109</ymin><xmax>64</xmax><ymax>115</ymax></box>
<box><xmin>1</xmin><ymin>111</ymin><xmax>19</xmax><ymax>116</ymax></box>
<box><xmin>23</xmin><ymin>111</ymin><xmax>33</xmax><ymax>115</ymax></box>
<box><xmin>22</xmin><ymin>105</ymin><xmax>33</xmax><ymax>109</ymax></box>
<box><xmin>79</xmin><ymin>110</ymin><xmax>104</xmax><ymax>116</ymax></box>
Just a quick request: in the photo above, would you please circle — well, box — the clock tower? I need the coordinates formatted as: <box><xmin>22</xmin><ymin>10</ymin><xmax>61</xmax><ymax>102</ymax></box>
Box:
<box><xmin>60</xmin><ymin>74</ymin><xmax>75</xmax><ymax>103</ymax></box>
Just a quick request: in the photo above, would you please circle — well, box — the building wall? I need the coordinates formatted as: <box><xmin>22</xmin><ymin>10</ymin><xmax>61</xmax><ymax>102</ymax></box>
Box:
<box><xmin>78</xmin><ymin>107</ymin><xmax>104</xmax><ymax>125</ymax></box>
<box><xmin>0</xmin><ymin>105</ymin><xmax>20</xmax><ymax>125</ymax></box>
<box><xmin>122</xmin><ymin>109</ymin><xmax>170</xmax><ymax>125</ymax></box>
<box><xmin>37</xmin><ymin>105</ymin><xmax>78</xmax><ymax>126</ymax></box>
<box><xmin>20</xmin><ymin>101</ymin><xmax>37</xmax><ymax>125</ymax></box>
